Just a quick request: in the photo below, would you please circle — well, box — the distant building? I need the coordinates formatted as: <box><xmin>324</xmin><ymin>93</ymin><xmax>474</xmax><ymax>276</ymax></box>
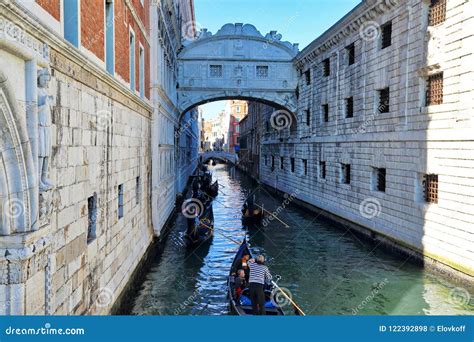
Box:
<box><xmin>227</xmin><ymin>100</ymin><xmax>248</xmax><ymax>153</ymax></box>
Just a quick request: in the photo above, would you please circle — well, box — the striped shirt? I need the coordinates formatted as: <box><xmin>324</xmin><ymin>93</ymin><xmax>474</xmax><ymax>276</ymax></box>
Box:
<box><xmin>248</xmin><ymin>260</ymin><xmax>272</xmax><ymax>285</ymax></box>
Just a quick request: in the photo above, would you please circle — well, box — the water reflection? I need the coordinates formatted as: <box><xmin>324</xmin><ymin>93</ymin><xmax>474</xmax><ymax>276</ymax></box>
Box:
<box><xmin>129</xmin><ymin>164</ymin><xmax>474</xmax><ymax>315</ymax></box>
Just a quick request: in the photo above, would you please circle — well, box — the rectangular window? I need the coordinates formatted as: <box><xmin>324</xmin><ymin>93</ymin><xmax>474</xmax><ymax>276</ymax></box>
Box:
<box><xmin>304</xmin><ymin>69</ymin><xmax>311</xmax><ymax>85</ymax></box>
<box><xmin>139</xmin><ymin>46</ymin><xmax>145</xmax><ymax>98</ymax></box>
<box><xmin>129</xmin><ymin>32</ymin><xmax>135</xmax><ymax>91</ymax></box>
<box><xmin>87</xmin><ymin>195</ymin><xmax>97</xmax><ymax>243</ymax></box>
<box><xmin>319</xmin><ymin>161</ymin><xmax>326</xmax><ymax>179</ymax></box>
<box><xmin>429</xmin><ymin>0</ymin><xmax>446</xmax><ymax>26</ymax></box>
<box><xmin>210</xmin><ymin>65</ymin><xmax>223</xmax><ymax>77</ymax></box>
<box><xmin>378</xmin><ymin>88</ymin><xmax>390</xmax><ymax>113</ymax></box>
<box><xmin>303</xmin><ymin>159</ymin><xmax>308</xmax><ymax>176</ymax></box>
<box><xmin>291</xmin><ymin>157</ymin><xmax>295</xmax><ymax>173</ymax></box>
<box><xmin>264</xmin><ymin>155</ymin><xmax>268</xmax><ymax>166</ymax></box>
<box><xmin>256</xmin><ymin>65</ymin><xmax>269</xmax><ymax>78</ymax></box>
<box><xmin>346</xmin><ymin>43</ymin><xmax>355</xmax><ymax>65</ymax></box>
<box><xmin>305</xmin><ymin>109</ymin><xmax>311</xmax><ymax>126</ymax></box>
<box><xmin>341</xmin><ymin>164</ymin><xmax>351</xmax><ymax>184</ymax></box>
<box><xmin>136</xmin><ymin>176</ymin><xmax>140</xmax><ymax>205</ymax></box>
<box><xmin>346</xmin><ymin>97</ymin><xmax>354</xmax><ymax>118</ymax></box>
<box><xmin>375</xmin><ymin>168</ymin><xmax>386</xmax><ymax>192</ymax></box>
<box><xmin>105</xmin><ymin>0</ymin><xmax>114</xmax><ymax>75</ymax></box>
<box><xmin>64</xmin><ymin>0</ymin><xmax>79</xmax><ymax>47</ymax></box>
<box><xmin>271</xmin><ymin>155</ymin><xmax>275</xmax><ymax>169</ymax></box>
<box><xmin>280</xmin><ymin>157</ymin><xmax>284</xmax><ymax>170</ymax></box>
<box><xmin>322</xmin><ymin>104</ymin><xmax>329</xmax><ymax>122</ymax></box>
<box><xmin>381</xmin><ymin>21</ymin><xmax>392</xmax><ymax>49</ymax></box>
<box><xmin>323</xmin><ymin>58</ymin><xmax>330</xmax><ymax>77</ymax></box>
<box><xmin>118</xmin><ymin>184</ymin><xmax>124</xmax><ymax>219</ymax></box>
<box><xmin>424</xmin><ymin>174</ymin><xmax>439</xmax><ymax>203</ymax></box>
<box><xmin>426</xmin><ymin>73</ymin><xmax>444</xmax><ymax>106</ymax></box>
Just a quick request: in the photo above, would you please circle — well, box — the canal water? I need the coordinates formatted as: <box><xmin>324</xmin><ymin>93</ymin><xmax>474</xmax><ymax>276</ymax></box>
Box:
<box><xmin>129</xmin><ymin>164</ymin><xmax>474</xmax><ymax>315</ymax></box>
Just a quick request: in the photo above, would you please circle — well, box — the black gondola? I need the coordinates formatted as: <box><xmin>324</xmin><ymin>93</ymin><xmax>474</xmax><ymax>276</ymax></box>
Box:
<box><xmin>242</xmin><ymin>195</ymin><xmax>264</xmax><ymax>226</ymax></box>
<box><xmin>227</xmin><ymin>239</ymin><xmax>284</xmax><ymax>315</ymax></box>
<box><xmin>185</xmin><ymin>198</ymin><xmax>214</xmax><ymax>246</ymax></box>
<box><xmin>205</xmin><ymin>180</ymin><xmax>219</xmax><ymax>198</ymax></box>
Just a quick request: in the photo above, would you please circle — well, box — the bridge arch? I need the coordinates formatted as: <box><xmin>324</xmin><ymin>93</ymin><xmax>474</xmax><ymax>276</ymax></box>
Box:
<box><xmin>177</xmin><ymin>23</ymin><xmax>299</xmax><ymax>118</ymax></box>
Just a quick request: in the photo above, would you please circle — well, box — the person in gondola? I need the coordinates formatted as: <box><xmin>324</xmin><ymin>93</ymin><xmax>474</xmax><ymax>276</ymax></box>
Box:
<box><xmin>243</xmin><ymin>195</ymin><xmax>255</xmax><ymax>217</ymax></box>
<box><xmin>234</xmin><ymin>269</ymin><xmax>247</xmax><ymax>302</ymax></box>
<box><xmin>241</xmin><ymin>254</ymin><xmax>250</xmax><ymax>279</ymax></box>
<box><xmin>248</xmin><ymin>255</ymin><xmax>272</xmax><ymax>315</ymax></box>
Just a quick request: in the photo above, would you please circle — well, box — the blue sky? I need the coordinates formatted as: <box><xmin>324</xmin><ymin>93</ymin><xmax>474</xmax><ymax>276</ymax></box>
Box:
<box><xmin>194</xmin><ymin>0</ymin><xmax>361</xmax><ymax>119</ymax></box>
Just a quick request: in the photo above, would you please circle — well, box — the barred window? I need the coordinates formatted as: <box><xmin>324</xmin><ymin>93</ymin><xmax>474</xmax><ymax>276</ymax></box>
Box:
<box><xmin>426</xmin><ymin>73</ymin><xmax>443</xmax><ymax>106</ymax></box>
<box><xmin>429</xmin><ymin>0</ymin><xmax>446</xmax><ymax>26</ymax></box>
<box><xmin>341</xmin><ymin>164</ymin><xmax>351</xmax><ymax>184</ymax></box>
<box><xmin>87</xmin><ymin>194</ymin><xmax>97</xmax><ymax>243</ymax></box>
<box><xmin>381</xmin><ymin>21</ymin><xmax>392</xmax><ymax>49</ymax></box>
<box><xmin>305</xmin><ymin>109</ymin><xmax>311</xmax><ymax>126</ymax></box>
<box><xmin>280</xmin><ymin>157</ymin><xmax>284</xmax><ymax>170</ymax></box>
<box><xmin>118</xmin><ymin>184</ymin><xmax>124</xmax><ymax>219</ymax></box>
<box><xmin>303</xmin><ymin>159</ymin><xmax>308</xmax><ymax>176</ymax></box>
<box><xmin>378</xmin><ymin>88</ymin><xmax>390</xmax><ymax>113</ymax></box>
<box><xmin>210</xmin><ymin>65</ymin><xmax>223</xmax><ymax>77</ymax></box>
<box><xmin>424</xmin><ymin>174</ymin><xmax>439</xmax><ymax>203</ymax></box>
<box><xmin>304</xmin><ymin>69</ymin><xmax>311</xmax><ymax>85</ymax></box>
<box><xmin>346</xmin><ymin>97</ymin><xmax>354</xmax><ymax>118</ymax></box>
<box><xmin>271</xmin><ymin>155</ymin><xmax>275</xmax><ymax>169</ymax></box>
<box><xmin>291</xmin><ymin>157</ymin><xmax>295</xmax><ymax>173</ymax></box>
<box><xmin>323</xmin><ymin>58</ymin><xmax>330</xmax><ymax>77</ymax></box>
<box><xmin>322</xmin><ymin>104</ymin><xmax>329</xmax><ymax>122</ymax></box>
<box><xmin>346</xmin><ymin>43</ymin><xmax>355</xmax><ymax>66</ymax></box>
<box><xmin>264</xmin><ymin>155</ymin><xmax>268</xmax><ymax>166</ymax></box>
<box><xmin>320</xmin><ymin>161</ymin><xmax>326</xmax><ymax>179</ymax></box>
<box><xmin>256</xmin><ymin>65</ymin><xmax>269</xmax><ymax>78</ymax></box>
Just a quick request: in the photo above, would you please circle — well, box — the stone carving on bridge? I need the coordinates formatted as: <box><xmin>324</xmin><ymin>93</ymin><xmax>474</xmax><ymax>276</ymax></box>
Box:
<box><xmin>178</xmin><ymin>23</ymin><xmax>299</xmax><ymax>116</ymax></box>
<box><xmin>37</xmin><ymin>68</ymin><xmax>53</xmax><ymax>193</ymax></box>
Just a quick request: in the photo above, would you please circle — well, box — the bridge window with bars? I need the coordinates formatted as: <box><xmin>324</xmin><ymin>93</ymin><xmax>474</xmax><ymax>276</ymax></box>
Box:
<box><xmin>426</xmin><ymin>73</ymin><xmax>443</xmax><ymax>106</ymax></box>
<box><xmin>322</xmin><ymin>58</ymin><xmax>330</xmax><ymax>77</ymax></box>
<box><xmin>210</xmin><ymin>65</ymin><xmax>223</xmax><ymax>77</ymax></box>
<box><xmin>429</xmin><ymin>0</ymin><xmax>446</xmax><ymax>26</ymax></box>
<box><xmin>378</xmin><ymin>88</ymin><xmax>390</xmax><ymax>113</ymax></box>
<box><xmin>256</xmin><ymin>65</ymin><xmax>269</xmax><ymax>78</ymax></box>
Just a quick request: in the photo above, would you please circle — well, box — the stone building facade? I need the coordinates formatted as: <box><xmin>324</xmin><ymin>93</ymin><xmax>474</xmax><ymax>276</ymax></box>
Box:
<box><xmin>259</xmin><ymin>0</ymin><xmax>474</xmax><ymax>278</ymax></box>
<box><xmin>0</xmin><ymin>0</ymin><xmax>198</xmax><ymax>315</ymax></box>
<box><xmin>237</xmin><ymin>101</ymin><xmax>262</xmax><ymax>179</ymax></box>
<box><xmin>150</xmin><ymin>0</ymin><xmax>198</xmax><ymax>234</ymax></box>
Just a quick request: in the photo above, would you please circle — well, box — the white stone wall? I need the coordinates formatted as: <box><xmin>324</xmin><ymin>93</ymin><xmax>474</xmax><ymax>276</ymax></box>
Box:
<box><xmin>260</xmin><ymin>0</ymin><xmax>474</xmax><ymax>277</ymax></box>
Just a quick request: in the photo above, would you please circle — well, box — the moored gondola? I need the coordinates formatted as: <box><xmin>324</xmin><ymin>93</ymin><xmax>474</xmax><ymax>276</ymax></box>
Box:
<box><xmin>205</xmin><ymin>180</ymin><xmax>219</xmax><ymax>198</ymax></box>
<box><xmin>227</xmin><ymin>239</ymin><xmax>284</xmax><ymax>315</ymax></box>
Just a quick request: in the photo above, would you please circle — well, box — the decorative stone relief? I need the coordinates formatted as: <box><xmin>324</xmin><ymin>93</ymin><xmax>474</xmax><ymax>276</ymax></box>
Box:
<box><xmin>37</xmin><ymin>68</ymin><xmax>53</xmax><ymax>192</ymax></box>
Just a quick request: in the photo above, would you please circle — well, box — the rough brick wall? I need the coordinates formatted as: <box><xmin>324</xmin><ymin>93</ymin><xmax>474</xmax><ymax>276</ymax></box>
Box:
<box><xmin>36</xmin><ymin>0</ymin><xmax>61</xmax><ymax>21</ymax></box>
<box><xmin>81</xmin><ymin>0</ymin><xmax>105</xmax><ymax>61</ymax></box>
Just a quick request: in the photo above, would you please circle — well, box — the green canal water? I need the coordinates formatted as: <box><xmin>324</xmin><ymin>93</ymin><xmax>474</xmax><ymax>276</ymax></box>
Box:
<box><xmin>128</xmin><ymin>164</ymin><xmax>474</xmax><ymax>315</ymax></box>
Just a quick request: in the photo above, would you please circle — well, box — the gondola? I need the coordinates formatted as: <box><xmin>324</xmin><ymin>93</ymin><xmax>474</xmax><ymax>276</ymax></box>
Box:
<box><xmin>227</xmin><ymin>239</ymin><xmax>284</xmax><ymax>315</ymax></box>
<box><xmin>205</xmin><ymin>180</ymin><xmax>219</xmax><ymax>198</ymax></box>
<box><xmin>242</xmin><ymin>207</ymin><xmax>264</xmax><ymax>226</ymax></box>
<box><xmin>185</xmin><ymin>200</ymin><xmax>214</xmax><ymax>246</ymax></box>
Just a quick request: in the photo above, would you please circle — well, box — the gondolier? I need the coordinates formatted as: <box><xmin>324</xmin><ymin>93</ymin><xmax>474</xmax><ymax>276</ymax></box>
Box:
<box><xmin>248</xmin><ymin>255</ymin><xmax>272</xmax><ymax>315</ymax></box>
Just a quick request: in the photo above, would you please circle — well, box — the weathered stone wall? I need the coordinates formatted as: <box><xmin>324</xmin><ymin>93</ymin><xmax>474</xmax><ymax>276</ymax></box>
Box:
<box><xmin>260</xmin><ymin>0</ymin><xmax>474</xmax><ymax>278</ymax></box>
<box><xmin>0</xmin><ymin>2</ymin><xmax>154</xmax><ymax>315</ymax></box>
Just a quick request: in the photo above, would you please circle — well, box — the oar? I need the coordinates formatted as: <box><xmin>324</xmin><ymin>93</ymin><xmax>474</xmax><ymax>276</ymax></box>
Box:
<box><xmin>271</xmin><ymin>280</ymin><xmax>306</xmax><ymax>316</ymax></box>
<box><xmin>255</xmin><ymin>204</ymin><xmax>290</xmax><ymax>228</ymax></box>
<box><xmin>199</xmin><ymin>221</ymin><xmax>242</xmax><ymax>245</ymax></box>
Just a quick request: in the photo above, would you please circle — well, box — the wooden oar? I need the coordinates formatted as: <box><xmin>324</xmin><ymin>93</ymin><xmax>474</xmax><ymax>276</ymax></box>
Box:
<box><xmin>255</xmin><ymin>204</ymin><xmax>290</xmax><ymax>228</ymax></box>
<box><xmin>271</xmin><ymin>280</ymin><xmax>306</xmax><ymax>316</ymax></box>
<box><xmin>199</xmin><ymin>221</ymin><xmax>242</xmax><ymax>245</ymax></box>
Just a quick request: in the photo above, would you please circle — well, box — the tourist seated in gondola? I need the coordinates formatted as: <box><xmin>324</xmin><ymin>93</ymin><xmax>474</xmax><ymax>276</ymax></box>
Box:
<box><xmin>240</xmin><ymin>254</ymin><xmax>250</xmax><ymax>279</ymax></box>
<box><xmin>234</xmin><ymin>269</ymin><xmax>247</xmax><ymax>302</ymax></box>
<box><xmin>248</xmin><ymin>255</ymin><xmax>272</xmax><ymax>315</ymax></box>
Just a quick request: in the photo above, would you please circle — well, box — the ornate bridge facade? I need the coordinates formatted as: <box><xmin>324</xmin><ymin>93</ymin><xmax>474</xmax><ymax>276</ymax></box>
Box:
<box><xmin>177</xmin><ymin>23</ymin><xmax>299</xmax><ymax>117</ymax></box>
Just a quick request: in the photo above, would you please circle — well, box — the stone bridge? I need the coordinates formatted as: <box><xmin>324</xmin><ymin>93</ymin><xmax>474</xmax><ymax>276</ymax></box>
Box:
<box><xmin>177</xmin><ymin>23</ymin><xmax>299</xmax><ymax>117</ymax></box>
<box><xmin>199</xmin><ymin>151</ymin><xmax>238</xmax><ymax>164</ymax></box>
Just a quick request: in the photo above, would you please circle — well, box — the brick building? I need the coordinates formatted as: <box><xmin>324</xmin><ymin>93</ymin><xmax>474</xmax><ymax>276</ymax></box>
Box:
<box><xmin>227</xmin><ymin>100</ymin><xmax>248</xmax><ymax>153</ymax></box>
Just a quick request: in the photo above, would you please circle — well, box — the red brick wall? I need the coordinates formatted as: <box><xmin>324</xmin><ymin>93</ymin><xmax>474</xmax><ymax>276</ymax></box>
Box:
<box><xmin>114</xmin><ymin>0</ymin><xmax>150</xmax><ymax>99</ymax></box>
<box><xmin>36</xmin><ymin>0</ymin><xmax>61</xmax><ymax>21</ymax></box>
<box><xmin>81</xmin><ymin>0</ymin><xmax>105</xmax><ymax>61</ymax></box>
